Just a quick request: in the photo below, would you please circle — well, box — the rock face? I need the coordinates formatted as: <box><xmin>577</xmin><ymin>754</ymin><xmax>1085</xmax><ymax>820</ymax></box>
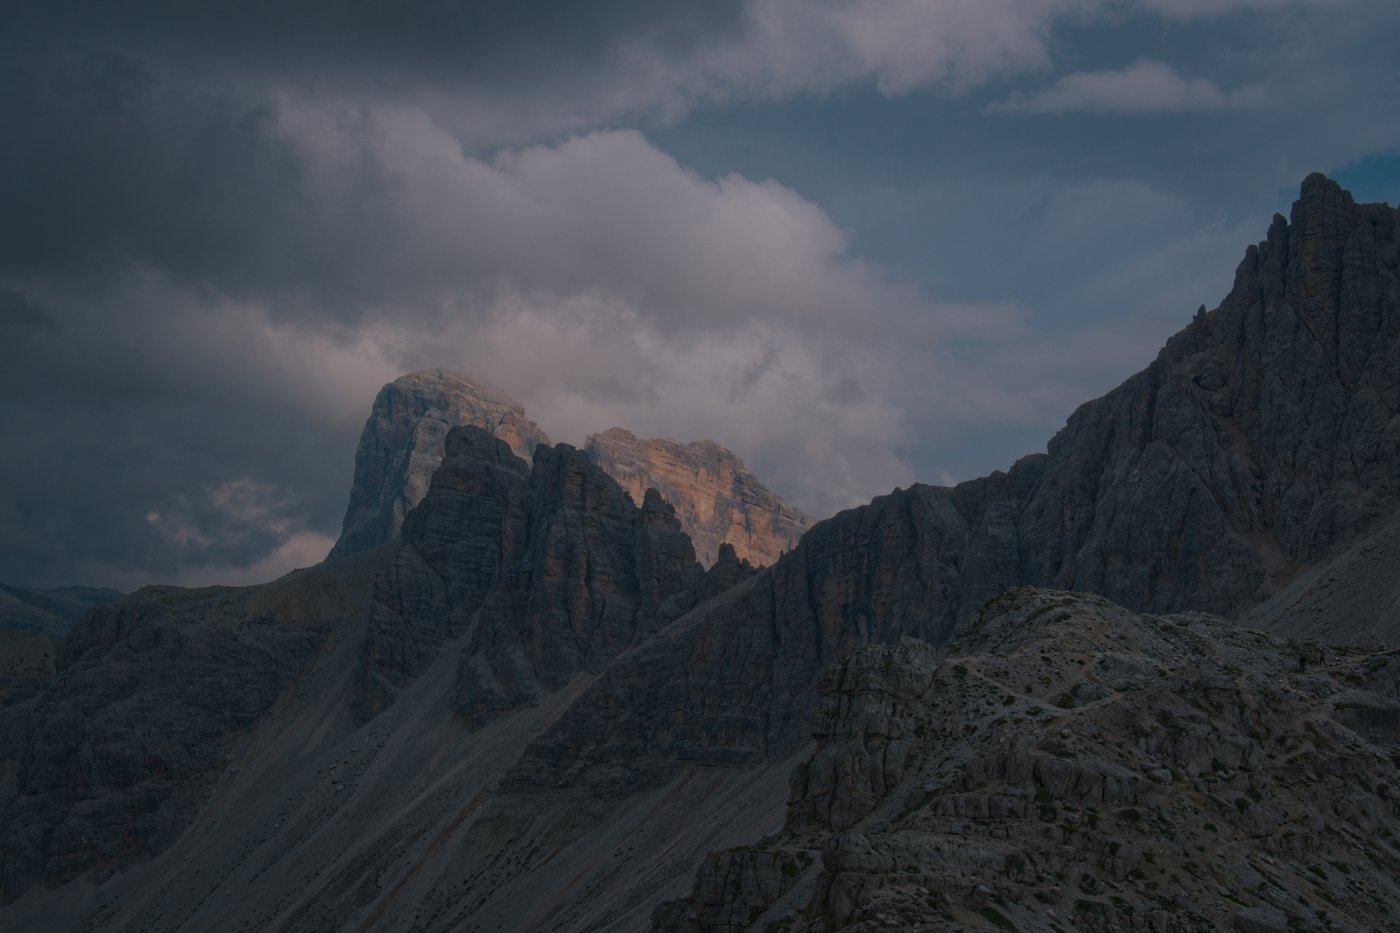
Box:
<box><xmin>1242</xmin><ymin>508</ymin><xmax>1400</xmax><ymax>645</ymax></box>
<box><xmin>359</xmin><ymin>427</ymin><xmax>733</xmax><ymax>724</ymax></box>
<box><xmin>2</xmin><ymin>175</ymin><xmax>1399</xmax><ymax>932</ymax></box>
<box><xmin>0</xmin><ymin>560</ymin><xmax>380</xmax><ymax>904</ymax></box>
<box><xmin>995</xmin><ymin>173</ymin><xmax>1400</xmax><ymax>616</ymax></box>
<box><xmin>494</xmin><ymin>173</ymin><xmax>1400</xmax><ymax>813</ymax></box>
<box><xmin>329</xmin><ymin>369</ymin><xmax>552</xmax><ymax>558</ymax></box>
<box><xmin>504</xmin><ymin>483</ymin><xmax>974</xmax><ymax>797</ymax></box>
<box><xmin>877</xmin><ymin>172</ymin><xmax>1400</xmax><ymax>627</ymax></box>
<box><xmin>330</xmin><ymin>372</ymin><xmax>812</xmax><ymax>568</ymax></box>
<box><xmin>656</xmin><ymin>589</ymin><xmax>1400</xmax><ymax>931</ymax></box>
<box><xmin>585</xmin><ymin>427</ymin><xmax>813</xmax><ymax>567</ymax></box>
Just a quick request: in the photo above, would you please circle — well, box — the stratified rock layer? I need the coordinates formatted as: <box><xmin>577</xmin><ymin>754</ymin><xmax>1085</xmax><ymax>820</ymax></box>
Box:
<box><xmin>0</xmin><ymin>559</ymin><xmax>380</xmax><ymax>904</ymax></box>
<box><xmin>329</xmin><ymin>369</ymin><xmax>551</xmax><ymax>558</ymax></box>
<box><xmin>505</xmin><ymin>173</ymin><xmax>1400</xmax><ymax>801</ymax></box>
<box><xmin>1</xmin><ymin>175</ymin><xmax>1397</xmax><ymax>932</ymax></box>
<box><xmin>359</xmin><ymin>427</ymin><xmax>727</xmax><ymax>725</ymax></box>
<box><xmin>585</xmin><ymin>427</ymin><xmax>813</xmax><ymax>568</ymax></box>
<box><xmin>656</xmin><ymin>589</ymin><xmax>1400</xmax><ymax>931</ymax></box>
<box><xmin>330</xmin><ymin>372</ymin><xmax>812</xmax><ymax>568</ymax></box>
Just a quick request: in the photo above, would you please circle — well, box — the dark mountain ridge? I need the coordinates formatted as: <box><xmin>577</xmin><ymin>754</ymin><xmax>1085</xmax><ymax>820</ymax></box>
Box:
<box><xmin>330</xmin><ymin>369</ymin><xmax>814</xmax><ymax>570</ymax></box>
<box><xmin>506</xmin><ymin>174</ymin><xmax>1400</xmax><ymax>801</ymax></box>
<box><xmin>0</xmin><ymin>174</ymin><xmax>1396</xmax><ymax>931</ymax></box>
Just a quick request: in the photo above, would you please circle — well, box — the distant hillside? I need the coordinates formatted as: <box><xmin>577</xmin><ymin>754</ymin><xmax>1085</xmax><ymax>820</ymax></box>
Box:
<box><xmin>0</xmin><ymin>584</ymin><xmax>123</xmax><ymax>635</ymax></box>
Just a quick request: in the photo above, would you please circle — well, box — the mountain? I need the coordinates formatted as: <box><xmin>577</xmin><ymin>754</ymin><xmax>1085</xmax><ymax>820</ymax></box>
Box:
<box><xmin>356</xmin><ymin>426</ymin><xmax>748</xmax><ymax>726</ymax></box>
<box><xmin>492</xmin><ymin>172</ymin><xmax>1400</xmax><ymax>828</ymax></box>
<box><xmin>0</xmin><ymin>174</ymin><xmax>1396</xmax><ymax>931</ymax></box>
<box><xmin>655</xmin><ymin>588</ymin><xmax>1400</xmax><ymax>931</ymax></box>
<box><xmin>330</xmin><ymin>370</ymin><xmax>813</xmax><ymax>568</ymax></box>
<box><xmin>1241</xmin><ymin>507</ymin><xmax>1400</xmax><ymax>645</ymax></box>
<box><xmin>585</xmin><ymin>427</ymin><xmax>813</xmax><ymax>567</ymax></box>
<box><xmin>0</xmin><ymin>436</ymin><xmax>767</xmax><ymax>931</ymax></box>
<box><xmin>0</xmin><ymin>584</ymin><xmax>123</xmax><ymax>636</ymax></box>
<box><xmin>329</xmin><ymin>369</ymin><xmax>552</xmax><ymax>559</ymax></box>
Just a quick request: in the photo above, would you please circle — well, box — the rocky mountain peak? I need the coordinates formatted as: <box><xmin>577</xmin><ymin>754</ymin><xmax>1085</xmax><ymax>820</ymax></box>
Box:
<box><xmin>331</xmin><ymin>373</ymin><xmax>813</xmax><ymax>568</ymax></box>
<box><xmin>584</xmin><ymin>426</ymin><xmax>813</xmax><ymax>567</ymax></box>
<box><xmin>4</xmin><ymin>175</ymin><xmax>1399</xmax><ymax>932</ymax></box>
<box><xmin>329</xmin><ymin>369</ymin><xmax>551</xmax><ymax>559</ymax></box>
<box><xmin>358</xmin><ymin>426</ymin><xmax>721</xmax><ymax>725</ymax></box>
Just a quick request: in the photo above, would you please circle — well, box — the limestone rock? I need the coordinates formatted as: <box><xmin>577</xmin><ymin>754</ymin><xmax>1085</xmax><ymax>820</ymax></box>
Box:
<box><xmin>358</xmin><ymin>426</ymin><xmax>715</xmax><ymax>725</ymax></box>
<box><xmin>585</xmin><ymin>426</ymin><xmax>813</xmax><ymax>567</ymax></box>
<box><xmin>0</xmin><ymin>563</ymin><xmax>376</xmax><ymax>902</ymax></box>
<box><xmin>503</xmin><ymin>483</ymin><xmax>972</xmax><ymax>797</ymax></box>
<box><xmin>329</xmin><ymin>370</ymin><xmax>812</xmax><ymax>568</ymax></box>
<box><xmin>657</xmin><ymin>589</ymin><xmax>1400</xmax><ymax>931</ymax></box>
<box><xmin>651</xmin><ymin>846</ymin><xmax>814</xmax><ymax>932</ymax></box>
<box><xmin>329</xmin><ymin>369</ymin><xmax>551</xmax><ymax>558</ymax></box>
<box><xmin>508</xmin><ymin>172</ymin><xmax>1400</xmax><ymax>816</ymax></box>
<box><xmin>3</xmin><ymin>175</ymin><xmax>1399</xmax><ymax>931</ymax></box>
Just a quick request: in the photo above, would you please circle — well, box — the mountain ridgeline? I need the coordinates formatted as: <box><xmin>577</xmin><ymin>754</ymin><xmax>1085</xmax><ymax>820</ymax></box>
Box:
<box><xmin>330</xmin><ymin>370</ymin><xmax>814</xmax><ymax>569</ymax></box>
<box><xmin>0</xmin><ymin>174</ymin><xmax>1397</xmax><ymax>932</ymax></box>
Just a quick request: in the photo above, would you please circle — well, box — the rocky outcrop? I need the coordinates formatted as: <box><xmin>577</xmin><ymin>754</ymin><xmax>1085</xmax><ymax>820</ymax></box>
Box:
<box><xmin>1242</xmin><ymin>508</ymin><xmax>1400</xmax><ymax>645</ymax></box>
<box><xmin>656</xmin><ymin>589</ymin><xmax>1400</xmax><ymax>931</ymax></box>
<box><xmin>358</xmin><ymin>427</ymin><xmax>746</xmax><ymax>725</ymax></box>
<box><xmin>0</xmin><ymin>585</ymin><xmax>123</xmax><ymax>636</ymax></box>
<box><xmin>0</xmin><ymin>560</ymin><xmax>381</xmax><ymax>904</ymax></box>
<box><xmin>504</xmin><ymin>483</ymin><xmax>975</xmax><ymax>796</ymax></box>
<box><xmin>585</xmin><ymin>427</ymin><xmax>813</xmax><ymax>567</ymax></box>
<box><xmin>997</xmin><ymin>173</ymin><xmax>1400</xmax><ymax>616</ymax></box>
<box><xmin>3</xmin><ymin>175</ymin><xmax>1398</xmax><ymax>931</ymax></box>
<box><xmin>330</xmin><ymin>371</ymin><xmax>812</xmax><ymax>568</ymax></box>
<box><xmin>502</xmin><ymin>174</ymin><xmax>1400</xmax><ymax>803</ymax></box>
<box><xmin>329</xmin><ymin>369</ymin><xmax>551</xmax><ymax>558</ymax></box>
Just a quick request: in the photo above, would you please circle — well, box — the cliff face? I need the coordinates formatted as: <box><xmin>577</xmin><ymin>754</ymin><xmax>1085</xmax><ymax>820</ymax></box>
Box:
<box><xmin>330</xmin><ymin>374</ymin><xmax>812</xmax><ymax>569</ymax></box>
<box><xmin>1001</xmin><ymin>173</ymin><xmax>1400</xmax><ymax>616</ymax></box>
<box><xmin>0</xmin><ymin>558</ymin><xmax>381</xmax><ymax>904</ymax></box>
<box><xmin>585</xmin><ymin>427</ymin><xmax>813</xmax><ymax>567</ymax></box>
<box><xmin>2</xmin><ymin>175</ymin><xmax>1397</xmax><ymax>931</ymax></box>
<box><xmin>655</xmin><ymin>589</ymin><xmax>1400</xmax><ymax>931</ymax></box>
<box><xmin>500</xmin><ymin>174</ymin><xmax>1400</xmax><ymax>801</ymax></box>
<box><xmin>358</xmin><ymin>426</ymin><xmax>728</xmax><ymax>725</ymax></box>
<box><xmin>329</xmin><ymin>369</ymin><xmax>551</xmax><ymax>559</ymax></box>
<box><xmin>503</xmin><ymin>483</ymin><xmax>975</xmax><ymax>797</ymax></box>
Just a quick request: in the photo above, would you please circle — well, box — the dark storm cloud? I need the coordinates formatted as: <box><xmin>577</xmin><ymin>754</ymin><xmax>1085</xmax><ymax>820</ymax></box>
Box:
<box><xmin>0</xmin><ymin>27</ymin><xmax>926</xmax><ymax>586</ymax></box>
<box><xmin>8</xmin><ymin>1</ymin><xmax>746</xmax><ymax>78</ymax></box>
<box><xmin>0</xmin><ymin>278</ymin><xmax>362</xmax><ymax>587</ymax></box>
<box><xmin>2</xmin><ymin>0</ymin><xmax>1394</xmax><ymax>589</ymax></box>
<box><xmin>1</xmin><ymin>48</ymin><xmax>306</xmax><ymax>290</ymax></box>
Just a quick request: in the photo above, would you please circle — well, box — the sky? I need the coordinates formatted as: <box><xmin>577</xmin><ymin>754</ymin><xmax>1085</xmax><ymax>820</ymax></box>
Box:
<box><xmin>2</xmin><ymin>0</ymin><xmax>1398</xmax><ymax>590</ymax></box>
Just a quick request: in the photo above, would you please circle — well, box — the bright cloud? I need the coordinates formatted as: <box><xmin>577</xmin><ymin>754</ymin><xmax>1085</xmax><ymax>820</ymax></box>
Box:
<box><xmin>991</xmin><ymin>60</ymin><xmax>1268</xmax><ymax>114</ymax></box>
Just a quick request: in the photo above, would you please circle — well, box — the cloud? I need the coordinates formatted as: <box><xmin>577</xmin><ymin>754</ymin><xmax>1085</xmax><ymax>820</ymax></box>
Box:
<box><xmin>2</xmin><ymin>0</ymin><xmax>1360</xmax><ymax>154</ymax></box>
<box><xmin>6</xmin><ymin>0</ymin><xmax>1302</xmax><ymax>151</ymax></box>
<box><xmin>991</xmin><ymin>60</ymin><xmax>1267</xmax><ymax>114</ymax></box>
<box><xmin>3</xmin><ymin>0</ymin><xmax>1394</xmax><ymax>589</ymax></box>
<box><xmin>4</xmin><ymin>84</ymin><xmax>1189</xmax><ymax>587</ymax></box>
<box><xmin>0</xmin><ymin>94</ymin><xmax>951</xmax><ymax>585</ymax></box>
<box><xmin>0</xmin><ymin>275</ymin><xmax>403</xmax><ymax>589</ymax></box>
<box><xmin>1136</xmin><ymin>0</ymin><xmax>1345</xmax><ymax>19</ymax></box>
